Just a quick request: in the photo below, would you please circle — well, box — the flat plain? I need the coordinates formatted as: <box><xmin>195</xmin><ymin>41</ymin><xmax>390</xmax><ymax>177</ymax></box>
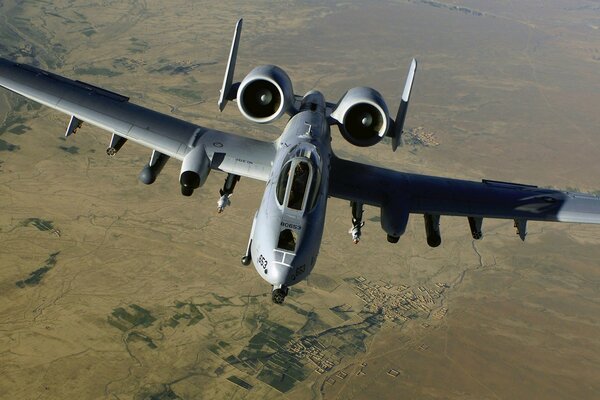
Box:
<box><xmin>1</xmin><ymin>1</ymin><xmax>599</xmax><ymax>399</ymax></box>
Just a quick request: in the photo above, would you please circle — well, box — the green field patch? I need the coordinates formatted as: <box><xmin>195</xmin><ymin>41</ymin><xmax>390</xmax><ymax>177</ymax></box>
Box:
<box><xmin>73</xmin><ymin>11</ymin><xmax>86</xmax><ymax>20</ymax></box>
<box><xmin>168</xmin><ymin>301</ymin><xmax>205</xmax><ymax>327</ymax></box>
<box><xmin>0</xmin><ymin>139</ymin><xmax>19</xmax><ymax>152</ymax></box>
<box><xmin>330</xmin><ymin>305</ymin><xmax>353</xmax><ymax>321</ymax></box>
<box><xmin>15</xmin><ymin>252</ymin><xmax>60</xmax><ymax>288</ymax></box>
<box><xmin>26</xmin><ymin>102</ymin><xmax>42</xmax><ymax>111</ymax></box>
<box><xmin>112</xmin><ymin>57</ymin><xmax>141</xmax><ymax>72</ymax></box>
<box><xmin>150</xmin><ymin>61</ymin><xmax>216</xmax><ymax>75</ymax></box>
<box><xmin>188</xmin><ymin>314</ymin><xmax>204</xmax><ymax>325</ymax></box>
<box><xmin>247</xmin><ymin>342</ymin><xmax>264</xmax><ymax>350</ymax></box>
<box><xmin>298</xmin><ymin>311</ymin><xmax>330</xmax><ymax>336</ymax></box>
<box><xmin>107</xmin><ymin>318</ymin><xmax>130</xmax><ymax>332</ymax></box>
<box><xmin>138</xmin><ymin>384</ymin><xmax>180</xmax><ymax>400</ymax></box>
<box><xmin>160</xmin><ymin>87</ymin><xmax>204</xmax><ymax>102</ymax></box>
<box><xmin>307</xmin><ymin>273</ymin><xmax>338</xmax><ymax>291</ymax></box>
<box><xmin>108</xmin><ymin>304</ymin><xmax>156</xmax><ymax>331</ymax></box>
<box><xmin>127</xmin><ymin>332</ymin><xmax>157</xmax><ymax>349</ymax></box>
<box><xmin>201</xmin><ymin>303</ymin><xmax>218</xmax><ymax>312</ymax></box>
<box><xmin>416</xmin><ymin>0</ymin><xmax>483</xmax><ymax>16</ymax></box>
<box><xmin>225</xmin><ymin>355</ymin><xmax>242</xmax><ymax>366</ymax></box>
<box><xmin>45</xmin><ymin>11</ymin><xmax>75</xmax><ymax>24</ymax></box>
<box><xmin>174</xmin><ymin>300</ymin><xmax>186</xmax><ymax>309</ymax></box>
<box><xmin>316</xmin><ymin>313</ymin><xmax>381</xmax><ymax>358</ymax></box>
<box><xmin>212</xmin><ymin>294</ymin><xmax>232</xmax><ymax>304</ymax></box>
<box><xmin>0</xmin><ymin>111</ymin><xmax>27</xmax><ymax>135</ymax></box>
<box><xmin>225</xmin><ymin>355</ymin><xmax>258</xmax><ymax>375</ymax></box>
<box><xmin>211</xmin><ymin>306</ymin><xmax>382</xmax><ymax>392</ymax></box>
<box><xmin>7</xmin><ymin>107</ymin><xmax>28</xmax><ymax>120</ymax></box>
<box><xmin>288</xmin><ymin>287</ymin><xmax>304</xmax><ymax>297</ymax></box>
<box><xmin>247</xmin><ymin>333</ymin><xmax>269</xmax><ymax>348</ymax></box>
<box><xmin>282</xmin><ymin>361</ymin><xmax>308</xmax><ymax>382</ymax></box>
<box><xmin>226</xmin><ymin>375</ymin><xmax>253</xmax><ymax>390</ymax></box>
<box><xmin>74</xmin><ymin>67</ymin><xmax>122</xmax><ymax>77</ymax></box>
<box><xmin>81</xmin><ymin>28</ymin><xmax>96</xmax><ymax>37</ymax></box>
<box><xmin>256</xmin><ymin>368</ymin><xmax>296</xmax><ymax>393</ymax></box>
<box><xmin>11</xmin><ymin>17</ymin><xmax>49</xmax><ymax>45</ymax></box>
<box><xmin>285</xmin><ymin>303</ymin><xmax>309</xmax><ymax>316</ymax></box>
<box><xmin>128</xmin><ymin>37</ymin><xmax>149</xmax><ymax>53</ymax></box>
<box><xmin>215</xmin><ymin>319</ymin><xmax>310</xmax><ymax>391</ymax></box>
<box><xmin>8</xmin><ymin>124</ymin><xmax>30</xmax><ymax>135</ymax></box>
<box><xmin>59</xmin><ymin>145</ymin><xmax>79</xmax><ymax>154</ymax></box>
<box><xmin>189</xmin><ymin>303</ymin><xmax>201</xmax><ymax>313</ymax></box>
<box><xmin>238</xmin><ymin>348</ymin><xmax>272</xmax><ymax>361</ymax></box>
<box><xmin>15</xmin><ymin>266</ymin><xmax>51</xmax><ymax>288</ymax></box>
<box><xmin>208</xmin><ymin>344</ymin><xmax>222</xmax><ymax>355</ymax></box>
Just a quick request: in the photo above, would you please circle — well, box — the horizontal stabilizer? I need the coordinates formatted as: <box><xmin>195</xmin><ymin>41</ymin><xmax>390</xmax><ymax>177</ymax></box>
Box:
<box><xmin>218</xmin><ymin>18</ymin><xmax>243</xmax><ymax>112</ymax></box>
<box><xmin>391</xmin><ymin>58</ymin><xmax>417</xmax><ymax>152</ymax></box>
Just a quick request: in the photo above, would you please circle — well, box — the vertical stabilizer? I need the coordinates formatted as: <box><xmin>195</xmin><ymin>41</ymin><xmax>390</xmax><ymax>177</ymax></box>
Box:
<box><xmin>391</xmin><ymin>58</ymin><xmax>417</xmax><ymax>151</ymax></box>
<box><xmin>218</xmin><ymin>18</ymin><xmax>243</xmax><ymax>112</ymax></box>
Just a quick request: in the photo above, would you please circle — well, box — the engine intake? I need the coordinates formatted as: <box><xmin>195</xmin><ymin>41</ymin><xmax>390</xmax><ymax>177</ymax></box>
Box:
<box><xmin>237</xmin><ymin>65</ymin><xmax>294</xmax><ymax>123</ymax></box>
<box><xmin>331</xmin><ymin>87</ymin><xmax>390</xmax><ymax>147</ymax></box>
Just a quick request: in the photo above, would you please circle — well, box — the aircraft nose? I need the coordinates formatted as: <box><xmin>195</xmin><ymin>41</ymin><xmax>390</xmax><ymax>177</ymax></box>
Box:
<box><xmin>268</xmin><ymin>263</ymin><xmax>290</xmax><ymax>287</ymax></box>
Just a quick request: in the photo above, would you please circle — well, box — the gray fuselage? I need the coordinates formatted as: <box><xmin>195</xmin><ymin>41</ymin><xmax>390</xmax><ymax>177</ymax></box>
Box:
<box><xmin>250</xmin><ymin>91</ymin><xmax>331</xmax><ymax>289</ymax></box>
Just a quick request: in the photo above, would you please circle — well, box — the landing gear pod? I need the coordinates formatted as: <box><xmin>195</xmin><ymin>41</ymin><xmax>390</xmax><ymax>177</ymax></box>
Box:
<box><xmin>179</xmin><ymin>145</ymin><xmax>210</xmax><ymax>196</ymax></box>
<box><xmin>139</xmin><ymin>150</ymin><xmax>169</xmax><ymax>185</ymax></box>
<box><xmin>424</xmin><ymin>214</ymin><xmax>441</xmax><ymax>247</ymax></box>
<box><xmin>381</xmin><ymin>201</ymin><xmax>409</xmax><ymax>244</ymax></box>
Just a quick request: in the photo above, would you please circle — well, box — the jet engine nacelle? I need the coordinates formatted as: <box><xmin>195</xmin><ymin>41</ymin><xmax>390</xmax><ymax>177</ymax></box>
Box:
<box><xmin>180</xmin><ymin>145</ymin><xmax>210</xmax><ymax>196</ymax></box>
<box><xmin>331</xmin><ymin>87</ymin><xmax>390</xmax><ymax>147</ymax></box>
<box><xmin>237</xmin><ymin>65</ymin><xmax>295</xmax><ymax>124</ymax></box>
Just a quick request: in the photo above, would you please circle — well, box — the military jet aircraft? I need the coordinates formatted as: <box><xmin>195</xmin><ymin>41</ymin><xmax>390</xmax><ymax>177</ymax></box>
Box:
<box><xmin>2</xmin><ymin>19</ymin><xmax>600</xmax><ymax>304</ymax></box>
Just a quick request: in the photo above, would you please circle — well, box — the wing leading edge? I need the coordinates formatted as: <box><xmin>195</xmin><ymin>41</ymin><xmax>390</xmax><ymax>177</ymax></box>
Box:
<box><xmin>329</xmin><ymin>156</ymin><xmax>600</xmax><ymax>240</ymax></box>
<box><xmin>0</xmin><ymin>58</ymin><xmax>276</xmax><ymax>181</ymax></box>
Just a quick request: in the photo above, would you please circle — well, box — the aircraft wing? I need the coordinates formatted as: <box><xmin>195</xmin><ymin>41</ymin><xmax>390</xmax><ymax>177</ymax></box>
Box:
<box><xmin>329</xmin><ymin>156</ymin><xmax>600</xmax><ymax>240</ymax></box>
<box><xmin>0</xmin><ymin>58</ymin><xmax>276</xmax><ymax>181</ymax></box>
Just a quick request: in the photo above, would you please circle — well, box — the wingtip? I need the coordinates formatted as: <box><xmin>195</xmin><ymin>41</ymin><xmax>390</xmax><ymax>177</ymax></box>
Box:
<box><xmin>411</xmin><ymin>58</ymin><xmax>418</xmax><ymax>70</ymax></box>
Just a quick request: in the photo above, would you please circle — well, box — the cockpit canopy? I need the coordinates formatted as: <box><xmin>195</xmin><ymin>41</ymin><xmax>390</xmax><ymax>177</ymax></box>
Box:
<box><xmin>276</xmin><ymin>145</ymin><xmax>322</xmax><ymax>213</ymax></box>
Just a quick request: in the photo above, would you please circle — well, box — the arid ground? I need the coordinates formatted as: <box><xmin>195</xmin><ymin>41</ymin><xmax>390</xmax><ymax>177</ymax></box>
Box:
<box><xmin>1</xmin><ymin>1</ymin><xmax>599</xmax><ymax>399</ymax></box>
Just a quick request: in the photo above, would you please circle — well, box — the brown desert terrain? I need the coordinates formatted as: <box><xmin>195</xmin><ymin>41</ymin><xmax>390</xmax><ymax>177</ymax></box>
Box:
<box><xmin>1</xmin><ymin>1</ymin><xmax>599</xmax><ymax>399</ymax></box>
